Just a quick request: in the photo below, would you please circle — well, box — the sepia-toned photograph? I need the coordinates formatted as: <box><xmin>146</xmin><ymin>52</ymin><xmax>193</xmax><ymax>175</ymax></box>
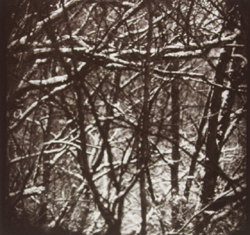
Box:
<box><xmin>3</xmin><ymin>0</ymin><xmax>247</xmax><ymax>234</ymax></box>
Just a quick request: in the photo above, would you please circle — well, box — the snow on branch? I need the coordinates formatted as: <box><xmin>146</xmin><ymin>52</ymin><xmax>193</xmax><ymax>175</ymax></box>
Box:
<box><xmin>28</xmin><ymin>75</ymin><xmax>68</xmax><ymax>86</ymax></box>
<box><xmin>32</xmin><ymin>37</ymin><xmax>240</xmax><ymax>71</ymax></box>
<box><xmin>154</xmin><ymin>68</ymin><xmax>204</xmax><ymax>78</ymax></box>
<box><xmin>43</xmin><ymin>140</ymin><xmax>81</xmax><ymax>150</ymax></box>
<box><xmin>163</xmin><ymin>49</ymin><xmax>202</xmax><ymax>58</ymax></box>
<box><xmin>9</xmin><ymin>186</ymin><xmax>45</xmax><ymax>198</ymax></box>
<box><xmin>107</xmin><ymin>31</ymin><xmax>240</xmax><ymax>65</ymax></box>
<box><xmin>50</xmin><ymin>148</ymin><xmax>68</xmax><ymax>166</ymax></box>
<box><xmin>120</xmin><ymin>72</ymin><xmax>141</xmax><ymax>88</ymax></box>
<box><xmin>220</xmin><ymin>106</ymin><xmax>246</xmax><ymax>147</ymax></box>
<box><xmin>8</xmin><ymin>152</ymin><xmax>40</xmax><ymax>165</ymax></box>
<box><xmin>8</xmin><ymin>145</ymin><xmax>68</xmax><ymax>165</ymax></box>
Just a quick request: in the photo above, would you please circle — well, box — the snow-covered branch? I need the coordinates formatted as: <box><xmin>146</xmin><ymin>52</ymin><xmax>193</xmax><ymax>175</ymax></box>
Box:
<box><xmin>9</xmin><ymin>186</ymin><xmax>45</xmax><ymax>198</ymax></box>
<box><xmin>28</xmin><ymin>75</ymin><xmax>68</xmax><ymax>86</ymax></box>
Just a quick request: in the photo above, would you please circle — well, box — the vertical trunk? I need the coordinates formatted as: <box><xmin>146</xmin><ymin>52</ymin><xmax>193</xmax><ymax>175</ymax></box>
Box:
<box><xmin>201</xmin><ymin>48</ymin><xmax>231</xmax><ymax>205</ymax></box>
<box><xmin>38</xmin><ymin>106</ymin><xmax>53</xmax><ymax>226</ymax></box>
<box><xmin>195</xmin><ymin>48</ymin><xmax>232</xmax><ymax>235</ymax></box>
<box><xmin>184</xmin><ymin>89</ymin><xmax>211</xmax><ymax>201</ymax></box>
<box><xmin>105</xmin><ymin>220</ymin><xmax>121</xmax><ymax>235</ymax></box>
<box><xmin>196</xmin><ymin>2</ymin><xmax>246</xmax><ymax>232</ymax></box>
<box><xmin>139</xmin><ymin>167</ymin><xmax>147</xmax><ymax>235</ymax></box>
<box><xmin>171</xmin><ymin>78</ymin><xmax>180</xmax><ymax>229</ymax></box>
<box><xmin>140</xmin><ymin>3</ymin><xmax>152</xmax><ymax>235</ymax></box>
<box><xmin>200</xmin><ymin>0</ymin><xmax>246</xmax><ymax>208</ymax></box>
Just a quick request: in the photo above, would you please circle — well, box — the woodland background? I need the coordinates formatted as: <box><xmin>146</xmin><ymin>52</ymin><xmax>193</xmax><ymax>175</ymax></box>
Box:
<box><xmin>3</xmin><ymin>0</ymin><xmax>248</xmax><ymax>234</ymax></box>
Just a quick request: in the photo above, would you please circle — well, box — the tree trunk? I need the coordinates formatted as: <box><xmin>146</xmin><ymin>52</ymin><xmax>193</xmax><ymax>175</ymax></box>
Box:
<box><xmin>201</xmin><ymin>49</ymin><xmax>232</xmax><ymax>205</ymax></box>
<box><xmin>38</xmin><ymin>105</ymin><xmax>53</xmax><ymax>226</ymax></box>
<box><xmin>184</xmin><ymin>89</ymin><xmax>211</xmax><ymax>201</ymax></box>
<box><xmin>171</xmin><ymin>77</ymin><xmax>180</xmax><ymax>229</ymax></box>
<box><xmin>105</xmin><ymin>220</ymin><xmax>121</xmax><ymax>235</ymax></box>
<box><xmin>139</xmin><ymin>2</ymin><xmax>152</xmax><ymax>235</ymax></box>
<box><xmin>195</xmin><ymin>48</ymin><xmax>232</xmax><ymax>234</ymax></box>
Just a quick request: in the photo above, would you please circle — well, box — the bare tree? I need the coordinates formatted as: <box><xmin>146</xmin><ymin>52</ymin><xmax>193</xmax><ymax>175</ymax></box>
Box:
<box><xmin>5</xmin><ymin>0</ymin><xmax>247</xmax><ymax>235</ymax></box>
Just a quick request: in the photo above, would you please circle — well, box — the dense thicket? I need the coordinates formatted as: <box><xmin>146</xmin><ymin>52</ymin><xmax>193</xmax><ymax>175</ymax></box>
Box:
<box><xmin>5</xmin><ymin>0</ymin><xmax>247</xmax><ymax>234</ymax></box>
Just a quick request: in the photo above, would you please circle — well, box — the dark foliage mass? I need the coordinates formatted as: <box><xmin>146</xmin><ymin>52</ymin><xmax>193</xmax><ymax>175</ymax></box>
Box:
<box><xmin>4</xmin><ymin>0</ymin><xmax>247</xmax><ymax>234</ymax></box>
